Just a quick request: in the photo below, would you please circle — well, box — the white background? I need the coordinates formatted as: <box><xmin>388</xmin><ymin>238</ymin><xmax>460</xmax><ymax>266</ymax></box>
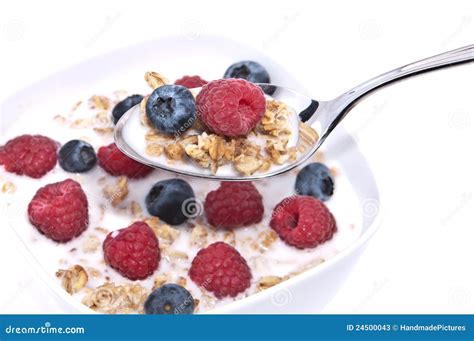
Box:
<box><xmin>0</xmin><ymin>0</ymin><xmax>473</xmax><ymax>313</ymax></box>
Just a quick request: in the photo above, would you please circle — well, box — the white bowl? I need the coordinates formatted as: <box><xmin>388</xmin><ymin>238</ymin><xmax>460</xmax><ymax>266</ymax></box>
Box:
<box><xmin>1</xmin><ymin>35</ymin><xmax>381</xmax><ymax>314</ymax></box>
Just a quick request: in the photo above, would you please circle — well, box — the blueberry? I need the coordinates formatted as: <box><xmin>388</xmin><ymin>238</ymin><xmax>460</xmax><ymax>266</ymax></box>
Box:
<box><xmin>144</xmin><ymin>284</ymin><xmax>194</xmax><ymax>314</ymax></box>
<box><xmin>224</xmin><ymin>61</ymin><xmax>270</xmax><ymax>84</ymax></box>
<box><xmin>295</xmin><ymin>163</ymin><xmax>334</xmax><ymax>201</ymax></box>
<box><xmin>112</xmin><ymin>94</ymin><xmax>143</xmax><ymax>124</ymax></box>
<box><xmin>146</xmin><ymin>85</ymin><xmax>196</xmax><ymax>135</ymax></box>
<box><xmin>145</xmin><ymin>179</ymin><xmax>195</xmax><ymax>225</ymax></box>
<box><xmin>58</xmin><ymin>140</ymin><xmax>97</xmax><ymax>173</ymax></box>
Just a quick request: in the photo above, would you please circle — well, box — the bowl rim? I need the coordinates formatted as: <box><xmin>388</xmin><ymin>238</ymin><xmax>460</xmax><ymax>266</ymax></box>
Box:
<box><xmin>2</xmin><ymin>34</ymin><xmax>382</xmax><ymax>314</ymax></box>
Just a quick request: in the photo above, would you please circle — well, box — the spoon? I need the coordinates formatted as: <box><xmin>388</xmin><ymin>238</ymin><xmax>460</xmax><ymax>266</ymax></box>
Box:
<box><xmin>115</xmin><ymin>44</ymin><xmax>474</xmax><ymax>181</ymax></box>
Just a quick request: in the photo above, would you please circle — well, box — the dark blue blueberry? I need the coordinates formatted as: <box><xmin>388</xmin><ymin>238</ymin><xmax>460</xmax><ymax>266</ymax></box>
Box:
<box><xmin>295</xmin><ymin>162</ymin><xmax>334</xmax><ymax>201</ymax></box>
<box><xmin>224</xmin><ymin>61</ymin><xmax>270</xmax><ymax>84</ymax></box>
<box><xmin>144</xmin><ymin>284</ymin><xmax>194</xmax><ymax>314</ymax></box>
<box><xmin>58</xmin><ymin>140</ymin><xmax>97</xmax><ymax>173</ymax></box>
<box><xmin>145</xmin><ymin>179</ymin><xmax>195</xmax><ymax>225</ymax></box>
<box><xmin>112</xmin><ymin>94</ymin><xmax>143</xmax><ymax>124</ymax></box>
<box><xmin>146</xmin><ymin>85</ymin><xmax>196</xmax><ymax>135</ymax></box>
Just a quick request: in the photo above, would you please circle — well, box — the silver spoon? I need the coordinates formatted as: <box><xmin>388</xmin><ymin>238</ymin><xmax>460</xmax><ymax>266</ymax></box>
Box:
<box><xmin>115</xmin><ymin>44</ymin><xmax>474</xmax><ymax>181</ymax></box>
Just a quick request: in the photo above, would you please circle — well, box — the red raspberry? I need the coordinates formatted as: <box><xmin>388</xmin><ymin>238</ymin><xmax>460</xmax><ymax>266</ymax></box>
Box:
<box><xmin>103</xmin><ymin>221</ymin><xmax>160</xmax><ymax>280</ymax></box>
<box><xmin>0</xmin><ymin>135</ymin><xmax>58</xmax><ymax>178</ymax></box>
<box><xmin>189</xmin><ymin>242</ymin><xmax>251</xmax><ymax>298</ymax></box>
<box><xmin>97</xmin><ymin>143</ymin><xmax>153</xmax><ymax>178</ymax></box>
<box><xmin>175</xmin><ymin>75</ymin><xmax>208</xmax><ymax>88</ymax></box>
<box><xmin>270</xmin><ymin>195</ymin><xmax>336</xmax><ymax>249</ymax></box>
<box><xmin>28</xmin><ymin>179</ymin><xmax>89</xmax><ymax>242</ymax></box>
<box><xmin>196</xmin><ymin>79</ymin><xmax>266</xmax><ymax>137</ymax></box>
<box><xmin>204</xmin><ymin>182</ymin><xmax>263</xmax><ymax>229</ymax></box>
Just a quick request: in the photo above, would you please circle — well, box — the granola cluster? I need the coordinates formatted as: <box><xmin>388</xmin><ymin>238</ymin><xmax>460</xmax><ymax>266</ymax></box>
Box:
<box><xmin>82</xmin><ymin>282</ymin><xmax>149</xmax><ymax>314</ymax></box>
<box><xmin>1</xmin><ymin>181</ymin><xmax>16</xmax><ymax>194</ymax></box>
<box><xmin>56</xmin><ymin>265</ymin><xmax>88</xmax><ymax>294</ymax></box>
<box><xmin>102</xmin><ymin>176</ymin><xmax>129</xmax><ymax>207</ymax></box>
<box><xmin>143</xmin><ymin>101</ymin><xmax>305</xmax><ymax>175</ymax></box>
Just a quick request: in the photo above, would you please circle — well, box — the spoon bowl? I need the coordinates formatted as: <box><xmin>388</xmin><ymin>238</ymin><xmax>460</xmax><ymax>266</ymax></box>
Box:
<box><xmin>115</xmin><ymin>44</ymin><xmax>474</xmax><ymax>181</ymax></box>
<box><xmin>114</xmin><ymin>85</ymin><xmax>322</xmax><ymax>181</ymax></box>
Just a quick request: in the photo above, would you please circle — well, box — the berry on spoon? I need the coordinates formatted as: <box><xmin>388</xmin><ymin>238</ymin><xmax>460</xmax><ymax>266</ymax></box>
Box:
<box><xmin>196</xmin><ymin>79</ymin><xmax>266</xmax><ymax>137</ymax></box>
<box><xmin>146</xmin><ymin>85</ymin><xmax>196</xmax><ymax>135</ymax></box>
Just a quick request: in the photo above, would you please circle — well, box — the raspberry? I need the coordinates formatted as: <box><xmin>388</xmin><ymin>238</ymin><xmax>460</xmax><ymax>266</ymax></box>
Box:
<box><xmin>270</xmin><ymin>195</ymin><xmax>336</xmax><ymax>249</ymax></box>
<box><xmin>196</xmin><ymin>79</ymin><xmax>266</xmax><ymax>137</ymax></box>
<box><xmin>28</xmin><ymin>179</ymin><xmax>89</xmax><ymax>242</ymax></box>
<box><xmin>97</xmin><ymin>143</ymin><xmax>153</xmax><ymax>178</ymax></box>
<box><xmin>189</xmin><ymin>242</ymin><xmax>251</xmax><ymax>298</ymax></box>
<box><xmin>204</xmin><ymin>182</ymin><xmax>263</xmax><ymax>229</ymax></box>
<box><xmin>175</xmin><ymin>75</ymin><xmax>208</xmax><ymax>88</ymax></box>
<box><xmin>103</xmin><ymin>221</ymin><xmax>160</xmax><ymax>280</ymax></box>
<box><xmin>0</xmin><ymin>135</ymin><xmax>58</xmax><ymax>178</ymax></box>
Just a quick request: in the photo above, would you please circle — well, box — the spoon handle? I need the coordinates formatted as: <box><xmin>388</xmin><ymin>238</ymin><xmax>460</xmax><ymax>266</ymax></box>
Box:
<box><xmin>316</xmin><ymin>44</ymin><xmax>474</xmax><ymax>141</ymax></box>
